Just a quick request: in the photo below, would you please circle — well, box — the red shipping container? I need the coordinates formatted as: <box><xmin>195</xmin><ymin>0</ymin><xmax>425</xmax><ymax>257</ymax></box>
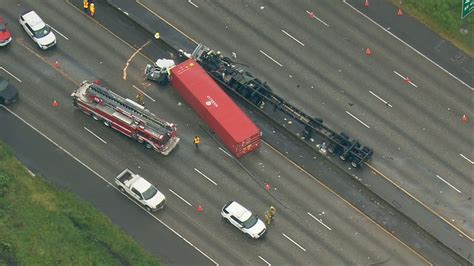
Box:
<box><xmin>171</xmin><ymin>59</ymin><xmax>261</xmax><ymax>157</ymax></box>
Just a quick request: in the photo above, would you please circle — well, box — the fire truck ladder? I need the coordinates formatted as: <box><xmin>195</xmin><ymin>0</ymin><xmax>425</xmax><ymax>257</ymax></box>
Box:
<box><xmin>88</xmin><ymin>83</ymin><xmax>174</xmax><ymax>135</ymax></box>
<box><xmin>191</xmin><ymin>44</ymin><xmax>373</xmax><ymax>167</ymax></box>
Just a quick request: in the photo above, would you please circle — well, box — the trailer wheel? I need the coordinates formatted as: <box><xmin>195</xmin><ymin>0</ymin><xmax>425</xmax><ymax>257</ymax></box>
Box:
<box><xmin>118</xmin><ymin>186</ymin><xmax>125</xmax><ymax>193</ymax></box>
<box><xmin>327</xmin><ymin>146</ymin><xmax>335</xmax><ymax>154</ymax></box>
<box><xmin>339</xmin><ymin>155</ymin><xmax>346</xmax><ymax>161</ymax></box>
<box><xmin>103</xmin><ymin>120</ymin><xmax>110</xmax><ymax>127</ymax></box>
<box><xmin>92</xmin><ymin>114</ymin><xmax>100</xmax><ymax>121</ymax></box>
<box><xmin>351</xmin><ymin>161</ymin><xmax>359</xmax><ymax>168</ymax></box>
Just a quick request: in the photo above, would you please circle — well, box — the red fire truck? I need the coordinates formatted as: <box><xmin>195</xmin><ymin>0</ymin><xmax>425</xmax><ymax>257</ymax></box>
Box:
<box><xmin>71</xmin><ymin>81</ymin><xmax>180</xmax><ymax>155</ymax></box>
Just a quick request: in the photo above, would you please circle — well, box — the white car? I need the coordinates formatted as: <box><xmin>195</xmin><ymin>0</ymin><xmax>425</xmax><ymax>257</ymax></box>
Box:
<box><xmin>221</xmin><ymin>201</ymin><xmax>266</xmax><ymax>239</ymax></box>
<box><xmin>19</xmin><ymin>11</ymin><xmax>56</xmax><ymax>50</ymax></box>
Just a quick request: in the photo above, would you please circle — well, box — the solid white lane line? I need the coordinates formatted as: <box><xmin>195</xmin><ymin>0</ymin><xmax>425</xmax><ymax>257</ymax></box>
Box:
<box><xmin>460</xmin><ymin>154</ymin><xmax>474</xmax><ymax>164</ymax></box>
<box><xmin>369</xmin><ymin>90</ymin><xmax>393</xmax><ymax>107</ymax></box>
<box><xmin>281</xmin><ymin>29</ymin><xmax>305</xmax><ymax>46</ymax></box>
<box><xmin>169</xmin><ymin>189</ymin><xmax>193</xmax><ymax>206</ymax></box>
<box><xmin>84</xmin><ymin>127</ymin><xmax>107</xmax><ymax>144</ymax></box>
<box><xmin>258</xmin><ymin>256</ymin><xmax>271</xmax><ymax>265</ymax></box>
<box><xmin>259</xmin><ymin>50</ymin><xmax>283</xmax><ymax>67</ymax></box>
<box><xmin>0</xmin><ymin>67</ymin><xmax>22</xmax><ymax>83</ymax></box>
<box><xmin>307</xmin><ymin>212</ymin><xmax>332</xmax><ymax>231</ymax></box>
<box><xmin>409</xmin><ymin>80</ymin><xmax>418</xmax><ymax>88</ymax></box>
<box><xmin>194</xmin><ymin>168</ymin><xmax>218</xmax><ymax>186</ymax></box>
<box><xmin>26</xmin><ymin>168</ymin><xmax>36</xmax><ymax>177</ymax></box>
<box><xmin>282</xmin><ymin>233</ymin><xmax>306</xmax><ymax>251</ymax></box>
<box><xmin>1</xmin><ymin>105</ymin><xmax>218</xmax><ymax>266</ymax></box>
<box><xmin>123</xmin><ymin>40</ymin><xmax>151</xmax><ymax>80</ymax></box>
<box><xmin>219</xmin><ymin>147</ymin><xmax>232</xmax><ymax>158</ymax></box>
<box><xmin>50</xmin><ymin>25</ymin><xmax>69</xmax><ymax>40</ymax></box>
<box><xmin>188</xmin><ymin>0</ymin><xmax>198</xmax><ymax>8</ymax></box>
<box><xmin>343</xmin><ymin>0</ymin><xmax>473</xmax><ymax>91</ymax></box>
<box><xmin>315</xmin><ymin>16</ymin><xmax>330</xmax><ymax>27</ymax></box>
<box><xmin>345</xmin><ymin>111</ymin><xmax>370</xmax><ymax>128</ymax></box>
<box><xmin>393</xmin><ymin>70</ymin><xmax>418</xmax><ymax>88</ymax></box>
<box><xmin>305</xmin><ymin>10</ymin><xmax>329</xmax><ymax>27</ymax></box>
<box><xmin>132</xmin><ymin>85</ymin><xmax>156</xmax><ymax>102</ymax></box>
<box><xmin>393</xmin><ymin>70</ymin><xmax>405</xmax><ymax>79</ymax></box>
<box><xmin>435</xmin><ymin>175</ymin><xmax>462</xmax><ymax>194</ymax></box>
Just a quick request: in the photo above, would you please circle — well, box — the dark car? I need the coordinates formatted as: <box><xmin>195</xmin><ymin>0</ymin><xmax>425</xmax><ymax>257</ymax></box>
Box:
<box><xmin>0</xmin><ymin>16</ymin><xmax>12</xmax><ymax>46</ymax></box>
<box><xmin>0</xmin><ymin>77</ymin><xmax>19</xmax><ymax>105</ymax></box>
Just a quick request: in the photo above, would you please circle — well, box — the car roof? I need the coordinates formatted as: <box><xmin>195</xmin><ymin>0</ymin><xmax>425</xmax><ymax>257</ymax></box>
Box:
<box><xmin>226</xmin><ymin>201</ymin><xmax>252</xmax><ymax>221</ymax></box>
<box><xmin>133</xmin><ymin>177</ymin><xmax>152</xmax><ymax>193</ymax></box>
<box><xmin>0</xmin><ymin>77</ymin><xmax>14</xmax><ymax>92</ymax></box>
<box><xmin>22</xmin><ymin>11</ymin><xmax>46</xmax><ymax>30</ymax></box>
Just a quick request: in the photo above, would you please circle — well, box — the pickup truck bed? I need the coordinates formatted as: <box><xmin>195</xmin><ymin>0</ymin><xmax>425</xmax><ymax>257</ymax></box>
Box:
<box><xmin>116</xmin><ymin>169</ymin><xmax>134</xmax><ymax>184</ymax></box>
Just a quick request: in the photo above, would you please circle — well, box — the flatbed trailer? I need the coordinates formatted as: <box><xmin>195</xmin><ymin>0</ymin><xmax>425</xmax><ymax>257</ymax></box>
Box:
<box><xmin>190</xmin><ymin>44</ymin><xmax>373</xmax><ymax>167</ymax></box>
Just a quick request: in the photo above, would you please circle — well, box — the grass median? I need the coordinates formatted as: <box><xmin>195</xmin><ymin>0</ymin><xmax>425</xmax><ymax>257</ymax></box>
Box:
<box><xmin>391</xmin><ymin>0</ymin><xmax>474</xmax><ymax>57</ymax></box>
<box><xmin>0</xmin><ymin>142</ymin><xmax>160</xmax><ymax>265</ymax></box>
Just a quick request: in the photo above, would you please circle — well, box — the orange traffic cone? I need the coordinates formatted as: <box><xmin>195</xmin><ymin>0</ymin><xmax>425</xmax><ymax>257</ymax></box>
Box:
<box><xmin>461</xmin><ymin>114</ymin><xmax>468</xmax><ymax>124</ymax></box>
<box><xmin>264</xmin><ymin>182</ymin><xmax>271</xmax><ymax>191</ymax></box>
<box><xmin>364</xmin><ymin>0</ymin><xmax>369</xmax><ymax>7</ymax></box>
<box><xmin>53</xmin><ymin>60</ymin><xmax>60</xmax><ymax>68</ymax></box>
<box><xmin>365</xmin><ymin>47</ymin><xmax>372</xmax><ymax>55</ymax></box>
<box><xmin>53</xmin><ymin>100</ymin><xmax>59</xmax><ymax>107</ymax></box>
<box><xmin>197</xmin><ymin>204</ymin><xmax>203</xmax><ymax>212</ymax></box>
<box><xmin>397</xmin><ymin>8</ymin><xmax>403</xmax><ymax>16</ymax></box>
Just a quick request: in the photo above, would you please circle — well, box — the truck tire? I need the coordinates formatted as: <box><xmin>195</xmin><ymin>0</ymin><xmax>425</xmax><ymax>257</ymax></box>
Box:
<box><xmin>145</xmin><ymin>143</ymin><xmax>153</xmax><ymax>149</ymax></box>
<box><xmin>92</xmin><ymin>114</ymin><xmax>100</xmax><ymax>121</ymax></box>
<box><xmin>103</xmin><ymin>120</ymin><xmax>110</xmax><ymax>127</ymax></box>
<box><xmin>118</xmin><ymin>186</ymin><xmax>125</xmax><ymax>193</ymax></box>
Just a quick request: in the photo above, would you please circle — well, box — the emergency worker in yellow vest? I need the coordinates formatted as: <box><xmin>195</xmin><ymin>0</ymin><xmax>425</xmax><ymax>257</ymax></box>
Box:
<box><xmin>193</xmin><ymin>136</ymin><xmax>201</xmax><ymax>149</ymax></box>
<box><xmin>83</xmin><ymin>0</ymin><xmax>89</xmax><ymax>12</ymax></box>
<box><xmin>90</xmin><ymin>2</ymin><xmax>95</xmax><ymax>17</ymax></box>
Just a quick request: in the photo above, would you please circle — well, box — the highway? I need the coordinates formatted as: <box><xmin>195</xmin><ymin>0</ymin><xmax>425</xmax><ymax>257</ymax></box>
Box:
<box><xmin>0</xmin><ymin>0</ymin><xmax>430</xmax><ymax>265</ymax></box>
<box><xmin>131</xmin><ymin>0</ymin><xmax>474</xmax><ymax>260</ymax></box>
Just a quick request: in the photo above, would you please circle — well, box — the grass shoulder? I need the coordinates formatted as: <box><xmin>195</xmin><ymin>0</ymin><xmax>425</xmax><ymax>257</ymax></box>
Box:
<box><xmin>0</xmin><ymin>142</ymin><xmax>160</xmax><ymax>265</ymax></box>
<box><xmin>391</xmin><ymin>0</ymin><xmax>474</xmax><ymax>57</ymax></box>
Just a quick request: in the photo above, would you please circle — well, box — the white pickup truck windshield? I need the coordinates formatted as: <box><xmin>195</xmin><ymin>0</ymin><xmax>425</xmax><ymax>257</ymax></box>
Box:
<box><xmin>142</xmin><ymin>186</ymin><xmax>158</xmax><ymax>200</ymax></box>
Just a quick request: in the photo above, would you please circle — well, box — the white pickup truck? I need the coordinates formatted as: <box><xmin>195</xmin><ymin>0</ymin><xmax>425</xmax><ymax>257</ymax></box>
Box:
<box><xmin>115</xmin><ymin>169</ymin><xmax>166</xmax><ymax>212</ymax></box>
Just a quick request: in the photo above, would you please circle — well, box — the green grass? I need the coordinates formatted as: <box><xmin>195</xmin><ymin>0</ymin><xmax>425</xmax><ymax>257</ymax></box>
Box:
<box><xmin>0</xmin><ymin>142</ymin><xmax>160</xmax><ymax>265</ymax></box>
<box><xmin>391</xmin><ymin>0</ymin><xmax>474</xmax><ymax>57</ymax></box>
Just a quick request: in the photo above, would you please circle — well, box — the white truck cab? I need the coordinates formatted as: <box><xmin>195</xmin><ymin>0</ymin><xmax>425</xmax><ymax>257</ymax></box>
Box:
<box><xmin>115</xmin><ymin>169</ymin><xmax>165</xmax><ymax>212</ymax></box>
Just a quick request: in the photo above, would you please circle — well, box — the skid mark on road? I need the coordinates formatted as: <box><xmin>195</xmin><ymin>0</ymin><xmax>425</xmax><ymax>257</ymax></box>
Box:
<box><xmin>123</xmin><ymin>40</ymin><xmax>151</xmax><ymax>80</ymax></box>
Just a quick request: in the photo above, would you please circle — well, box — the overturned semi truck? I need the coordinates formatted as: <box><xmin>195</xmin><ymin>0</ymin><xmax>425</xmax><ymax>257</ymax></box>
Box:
<box><xmin>145</xmin><ymin>44</ymin><xmax>373</xmax><ymax>167</ymax></box>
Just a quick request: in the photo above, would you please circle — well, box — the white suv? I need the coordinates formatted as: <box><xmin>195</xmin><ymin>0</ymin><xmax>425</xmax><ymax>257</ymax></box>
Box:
<box><xmin>19</xmin><ymin>11</ymin><xmax>56</xmax><ymax>50</ymax></box>
<box><xmin>221</xmin><ymin>201</ymin><xmax>266</xmax><ymax>239</ymax></box>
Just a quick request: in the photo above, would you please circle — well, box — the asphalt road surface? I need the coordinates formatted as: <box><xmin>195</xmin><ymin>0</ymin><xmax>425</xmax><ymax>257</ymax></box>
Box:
<box><xmin>126</xmin><ymin>0</ymin><xmax>473</xmax><ymax>261</ymax></box>
<box><xmin>0</xmin><ymin>106</ymin><xmax>210</xmax><ymax>266</ymax></box>
<box><xmin>0</xmin><ymin>0</ymin><xmax>431</xmax><ymax>265</ymax></box>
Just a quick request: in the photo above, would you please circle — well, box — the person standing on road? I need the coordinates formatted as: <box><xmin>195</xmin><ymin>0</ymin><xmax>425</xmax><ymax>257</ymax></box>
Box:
<box><xmin>193</xmin><ymin>136</ymin><xmax>201</xmax><ymax>149</ymax></box>
<box><xmin>89</xmin><ymin>2</ymin><xmax>95</xmax><ymax>17</ymax></box>
<box><xmin>135</xmin><ymin>93</ymin><xmax>145</xmax><ymax>105</ymax></box>
<box><xmin>83</xmin><ymin>0</ymin><xmax>89</xmax><ymax>12</ymax></box>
